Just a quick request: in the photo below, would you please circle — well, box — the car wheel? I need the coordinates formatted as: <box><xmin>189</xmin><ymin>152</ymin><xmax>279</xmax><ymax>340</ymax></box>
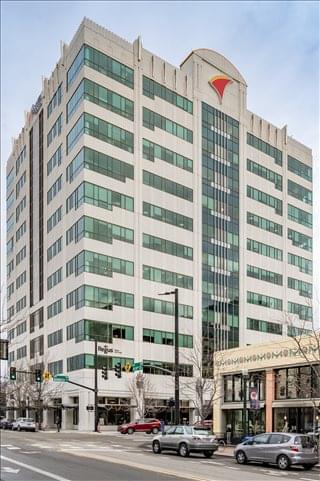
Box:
<box><xmin>203</xmin><ymin>450</ymin><xmax>214</xmax><ymax>458</ymax></box>
<box><xmin>277</xmin><ymin>454</ymin><xmax>290</xmax><ymax>470</ymax></box>
<box><xmin>17</xmin><ymin>426</ymin><xmax>21</xmax><ymax>432</ymax></box>
<box><xmin>303</xmin><ymin>464</ymin><xmax>315</xmax><ymax>470</ymax></box>
<box><xmin>152</xmin><ymin>427</ymin><xmax>159</xmax><ymax>434</ymax></box>
<box><xmin>235</xmin><ymin>450</ymin><xmax>247</xmax><ymax>464</ymax></box>
<box><xmin>153</xmin><ymin>440</ymin><xmax>161</xmax><ymax>454</ymax></box>
<box><xmin>178</xmin><ymin>442</ymin><xmax>189</xmax><ymax>457</ymax></box>
<box><xmin>127</xmin><ymin>428</ymin><xmax>134</xmax><ymax>434</ymax></box>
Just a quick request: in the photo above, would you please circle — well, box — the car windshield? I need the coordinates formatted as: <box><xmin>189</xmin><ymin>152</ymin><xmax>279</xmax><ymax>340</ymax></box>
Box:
<box><xmin>25</xmin><ymin>419</ymin><xmax>34</xmax><ymax>422</ymax></box>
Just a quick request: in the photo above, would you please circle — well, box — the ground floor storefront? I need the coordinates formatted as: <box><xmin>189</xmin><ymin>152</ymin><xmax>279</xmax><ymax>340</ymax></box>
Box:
<box><xmin>213</xmin><ymin>336</ymin><xmax>320</xmax><ymax>443</ymax></box>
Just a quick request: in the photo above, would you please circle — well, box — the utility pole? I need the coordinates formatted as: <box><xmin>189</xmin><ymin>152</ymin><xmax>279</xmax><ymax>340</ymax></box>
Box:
<box><xmin>94</xmin><ymin>338</ymin><xmax>99</xmax><ymax>432</ymax></box>
<box><xmin>159</xmin><ymin>288</ymin><xmax>180</xmax><ymax>425</ymax></box>
<box><xmin>242</xmin><ymin>369</ymin><xmax>249</xmax><ymax>436</ymax></box>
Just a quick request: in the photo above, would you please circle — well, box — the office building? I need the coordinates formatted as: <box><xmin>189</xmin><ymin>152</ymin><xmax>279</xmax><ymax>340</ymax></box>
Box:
<box><xmin>6</xmin><ymin>18</ymin><xmax>313</xmax><ymax>429</ymax></box>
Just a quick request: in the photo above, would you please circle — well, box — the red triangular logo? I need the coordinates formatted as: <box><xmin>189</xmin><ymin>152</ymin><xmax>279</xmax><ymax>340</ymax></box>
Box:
<box><xmin>209</xmin><ymin>75</ymin><xmax>232</xmax><ymax>102</ymax></box>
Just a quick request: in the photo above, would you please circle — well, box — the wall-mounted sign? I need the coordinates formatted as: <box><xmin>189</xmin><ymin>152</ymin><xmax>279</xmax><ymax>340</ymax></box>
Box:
<box><xmin>98</xmin><ymin>345</ymin><xmax>122</xmax><ymax>355</ymax></box>
<box><xmin>209</xmin><ymin>75</ymin><xmax>232</xmax><ymax>103</ymax></box>
<box><xmin>249</xmin><ymin>387</ymin><xmax>260</xmax><ymax>410</ymax></box>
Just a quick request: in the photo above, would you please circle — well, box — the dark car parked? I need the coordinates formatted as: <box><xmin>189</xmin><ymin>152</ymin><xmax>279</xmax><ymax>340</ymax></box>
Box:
<box><xmin>0</xmin><ymin>418</ymin><xmax>15</xmax><ymax>430</ymax></box>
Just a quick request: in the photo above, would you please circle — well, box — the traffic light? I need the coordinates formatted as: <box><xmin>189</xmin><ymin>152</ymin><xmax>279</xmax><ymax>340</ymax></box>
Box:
<box><xmin>35</xmin><ymin>369</ymin><xmax>42</xmax><ymax>383</ymax></box>
<box><xmin>102</xmin><ymin>366</ymin><xmax>108</xmax><ymax>380</ymax></box>
<box><xmin>9</xmin><ymin>366</ymin><xmax>16</xmax><ymax>381</ymax></box>
<box><xmin>114</xmin><ymin>362</ymin><xmax>122</xmax><ymax>379</ymax></box>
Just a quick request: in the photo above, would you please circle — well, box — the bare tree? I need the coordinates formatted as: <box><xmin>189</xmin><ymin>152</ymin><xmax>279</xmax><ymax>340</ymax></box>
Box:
<box><xmin>126</xmin><ymin>373</ymin><xmax>156</xmax><ymax>418</ymax></box>
<box><xmin>179</xmin><ymin>341</ymin><xmax>223</xmax><ymax>422</ymax></box>
<box><xmin>6</xmin><ymin>357</ymin><xmax>64</xmax><ymax>428</ymax></box>
<box><xmin>284</xmin><ymin>311</ymin><xmax>320</xmax><ymax>430</ymax></box>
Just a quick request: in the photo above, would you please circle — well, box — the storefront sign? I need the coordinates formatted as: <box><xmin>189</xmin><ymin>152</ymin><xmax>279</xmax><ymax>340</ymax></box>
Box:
<box><xmin>216</xmin><ymin>343</ymin><xmax>318</xmax><ymax>369</ymax></box>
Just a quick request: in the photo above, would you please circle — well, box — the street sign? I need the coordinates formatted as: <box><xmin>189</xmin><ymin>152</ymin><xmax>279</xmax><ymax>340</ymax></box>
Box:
<box><xmin>133</xmin><ymin>362</ymin><xmax>142</xmax><ymax>372</ymax></box>
<box><xmin>53</xmin><ymin>374</ymin><xmax>69</xmax><ymax>382</ymax></box>
<box><xmin>124</xmin><ymin>362</ymin><xmax>132</xmax><ymax>373</ymax></box>
<box><xmin>43</xmin><ymin>371</ymin><xmax>52</xmax><ymax>382</ymax></box>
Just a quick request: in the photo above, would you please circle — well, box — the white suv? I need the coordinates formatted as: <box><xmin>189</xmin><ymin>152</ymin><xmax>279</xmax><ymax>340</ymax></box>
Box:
<box><xmin>12</xmin><ymin>417</ymin><xmax>36</xmax><ymax>432</ymax></box>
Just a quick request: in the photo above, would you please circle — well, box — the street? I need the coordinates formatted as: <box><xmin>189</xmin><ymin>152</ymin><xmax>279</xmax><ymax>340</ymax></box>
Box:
<box><xmin>1</xmin><ymin>430</ymin><xmax>319</xmax><ymax>481</ymax></box>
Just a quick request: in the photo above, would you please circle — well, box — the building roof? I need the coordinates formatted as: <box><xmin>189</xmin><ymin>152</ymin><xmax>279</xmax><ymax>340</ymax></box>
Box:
<box><xmin>180</xmin><ymin>48</ymin><xmax>247</xmax><ymax>86</ymax></box>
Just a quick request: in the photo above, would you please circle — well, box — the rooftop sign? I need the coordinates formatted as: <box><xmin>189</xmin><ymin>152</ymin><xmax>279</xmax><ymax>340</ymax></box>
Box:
<box><xmin>209</xmin><ymin>75</ymin><xmax>232</xmax><ymax>103</ymax></box>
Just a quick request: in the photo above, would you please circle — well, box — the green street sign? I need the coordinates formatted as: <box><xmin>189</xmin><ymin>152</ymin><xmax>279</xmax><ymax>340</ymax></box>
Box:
<box><xmin>133</xmin><ymin>362</ymin><xmax>142</xmax><ymax>372</ymax></box>
<box><xmin>53</xmin><ymin>374</ymin><xmax>69</xmax><ymax>382</ymax></box>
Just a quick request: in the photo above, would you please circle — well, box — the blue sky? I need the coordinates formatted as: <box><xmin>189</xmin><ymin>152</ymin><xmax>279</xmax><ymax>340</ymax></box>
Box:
<box><xmin>1</xmin><ymin>1</ymin><xmax>319</xmax><ymax>314</ymax></box>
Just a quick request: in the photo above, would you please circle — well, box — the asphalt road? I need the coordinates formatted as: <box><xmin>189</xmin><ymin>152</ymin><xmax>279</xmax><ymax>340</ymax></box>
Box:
<box><xmin>1</xmin><ymin>430</ymin><xmax>319</xmax><ymax>481</ymax></box>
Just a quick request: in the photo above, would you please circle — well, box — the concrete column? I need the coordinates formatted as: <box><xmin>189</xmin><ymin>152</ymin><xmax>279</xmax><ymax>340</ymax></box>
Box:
<box><xmin>265</xmin><ymin>370</ymin><xmax>274</xmax><ymax>432</ymax></box>
<box><xmin>213</xmin><ymin>375</ymin><xmax>224</xmax><ymax>434</ymax></box>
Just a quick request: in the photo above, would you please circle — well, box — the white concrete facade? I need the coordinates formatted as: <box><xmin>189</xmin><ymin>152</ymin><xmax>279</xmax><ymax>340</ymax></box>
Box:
<box><xmin>6</xmin><ymin>18</ymin><xmax>313</xmax><ymax>430</ymax></box>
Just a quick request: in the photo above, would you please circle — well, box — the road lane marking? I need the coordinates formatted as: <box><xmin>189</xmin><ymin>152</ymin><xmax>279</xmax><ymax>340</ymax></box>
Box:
<box><xmin>0</xmin><ymin>456</ymin><xmax>72</xmax><ymax>481</ymax></box>
<box><xmin>7</xmin><ymin>446</ymin><xmax>21</xmax><ymax>450</ymax></box>
<box><xmin>226</xmin><ymin>466</ymin><xmax>240</xmax><ymax>470</ymax></box>
<box><xmin>1</xmin><ymin>445</ymin><xmax>13</xmax><ymax>447</ymax></box>
<box><xmin>201</xmin><ymin>460</ymin><xmax>224</xmax><ymax>465</ymax></box>
<box><xmin>1</xmin><ymin>467</ymin><xmax>20</xmax><ymax>474</ymax></box>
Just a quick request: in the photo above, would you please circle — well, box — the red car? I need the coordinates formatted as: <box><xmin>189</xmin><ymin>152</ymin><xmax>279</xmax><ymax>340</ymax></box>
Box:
<box><xmin>194</xmin><ymin>420</ymin><xmax>213</xmax><ymax>430</ymax></box>
<box><xmin>118</xmin><ymin>418</ymin><xmax>161</xmax><ymax>434</ymax></box>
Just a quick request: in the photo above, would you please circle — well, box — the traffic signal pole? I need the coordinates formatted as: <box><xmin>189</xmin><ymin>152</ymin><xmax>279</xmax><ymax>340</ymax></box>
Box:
<box><xmin>174</xmin><ymin>288</ymin><xmax>180</xmax><ymax>426</ymax></box>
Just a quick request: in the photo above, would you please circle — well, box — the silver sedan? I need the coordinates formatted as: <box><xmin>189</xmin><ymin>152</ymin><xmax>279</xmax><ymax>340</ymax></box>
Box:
<box><xmin>152</xmin><ymin>425</ymin><xmax>219</xmax><ymax>457</ymax></box>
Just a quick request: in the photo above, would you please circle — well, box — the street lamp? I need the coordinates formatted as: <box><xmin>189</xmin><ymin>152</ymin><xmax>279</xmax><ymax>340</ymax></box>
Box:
<box><xmin>159</xmin><ymin>288</ymin><xmax>179</xmax><ymax>425</ymax></box>
<box><xmin>75</xmin><ymin>307</ymin><xmax>112</xmax><ymax>433</ymax></box>
<box><xmin>241</xmin><ymin>369</ymin><xmax>249</xmax><ymax>436</ymax></box>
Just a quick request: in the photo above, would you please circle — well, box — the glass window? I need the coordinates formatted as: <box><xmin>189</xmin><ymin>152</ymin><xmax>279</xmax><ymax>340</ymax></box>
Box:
<box><xmin>247</xmin><ymin>212</ymin><xmax>282</xmax><ymax>236</ymax></box>
<box><xmin>143</xmin><ymin>138</ymin><xmax>193</xmax><ymax>172</ymax></box>
<box><xmin>268</xmin><ymin>434</ymin><xmax>284</xmax><ymax>444</ymax></box>
<box><xmin>143</xmin><ymin>170</ymin><xmax>193</xmax><ymax>202</ymax></box>
<box><xmin>247</xmin><ymin>186</ymin><xmax>282</xmax><ymax>215</ymax></box>
<box><xmin>275</xmin><ymin>369</ymin><xmax>287</xmax><ymax>399</ymax></box>
<box><xmin>253</xmin><ymin>434</ymin><xmax>270</xmax><ymax>445</ymax></box>
<box><xmin>143</xmin><ymin>76</ymin><xmax>193</xmax><ymax>113</ymax></box>
<box><xmin>288</xmin><ymin>204</ymin><xmax>312</xmax><ymax>228</ymax></box>
<box><xmin>247</xmin><ymin>159</ymin><xmax>282</xmax><ymax>190</ymax></box>
<box><xmin>288</xmin><ymin>180</ymin><xmax>312</xmax><ymax>205</ymax></box>
<box><xmin>143</xmin><ymin>107</ymin><xmax>193</xmax><ymax>143</ymax></box>
<box><xmin>247</xmin><ymin>133</ymin><xmax>282</xmax><ymax>165</ymax></box>
<box><xmin>288</xmin><ymin>155</ymin><xmax>312</xmax><ymax>182</ymax></box>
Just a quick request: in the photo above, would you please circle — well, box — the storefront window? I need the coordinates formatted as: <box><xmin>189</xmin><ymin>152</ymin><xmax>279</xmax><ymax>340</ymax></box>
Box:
<box><xmin>287</xmin><ymin>368</ymin><xmax>298</xmax><ymax>399</ymax></box>
<box><xmin>224</xmin><ymin>376</ymin><xmax>233</xmax><ymax>402</ymax></box>
<box><xmin>275</xmin><ymin>369</ymin><xmax>286</xmax><ymax>399</ymax></box>
<box><xmin>299</xmin><ymin>366</ymin><xmax>312</xmax><ymax>398</ymax></box>
<box><xmin>234</xmin><ymin>375</ymin><xmax>242</xmax><ymax>401</ymax></box>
